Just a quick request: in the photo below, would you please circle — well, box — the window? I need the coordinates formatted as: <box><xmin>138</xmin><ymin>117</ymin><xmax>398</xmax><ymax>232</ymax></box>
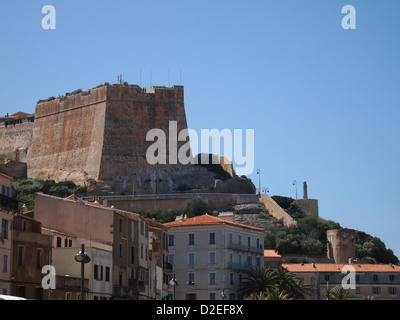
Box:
<box><xmin>247</xmin><ymin>236</ymin><xmax>251</xmax><ymax>249</ymax></box>
<box><xmin>130</xmin><ymin>221</ymin><xmax>135</xmax><ymax>241</ymax></box>
<box><xmin>21</xmin><ymin>220</ymin><xmax>28</xmax><ymax>231</ymax></box>
<box><xmin>105</xmin><ymin>267</ymin><xmax>110</xmax><ymax>282</ymax></box>
<box><xmin>65</xmin><ymin>292</ymin><xmax>72</xmax><ymax>300</ymax></box>
<box><xmin>168</xmin><ymin>235</ymin><xmax>174</xmax><ymax>246</ymax></box>
<box><xmin>209</xmin><ymin>293</ymin><xmax>216</xmax><ymax>300</ymax></box>
<box><xmin>3</xmin><ymin>255</ymin><xmax>7</xmax><ymax>272</ymax></box>
<box><xmin>36</xmin><ymin>249</ymin><xmax>43</xmax><ymax>269</ymax></box>
<box><xmin>119</xmin><ymin>243</ymin><xmax>123</xmax><ymax>259</ymax></box>
<box><xmin>256</xmin><ymin>257</ymin><xmax>261</xmax><ymax>267</ymax></box>
<box><xmin>209</xmin><ymin>273</ymin><xmax>216</xmax><ymax>285</ymax></box>
<box><xmin>372</xmin><ymin>287</ymin><xmax>381</xmax><ymax>294</ymax></box>
<box><xmin>188</xmin><ymin>253</ymin><xmax>195</xmax><ymax>266</ymax></box>
<box><xmin>119</xmin><ymin>218</ymin><xmax>123</xmax><ymax>233</ymax></box>
<box><xmin>186</xmin><ymin>293</ymin><xmax>196</xmax><ymax>300</ymax></box>
<box><xmin>230</xmin><ymin>273</ymin><xmax>234</xmax><ymax>285</ymax></box>
<box><xmin>141</xmin><ymin>245</ymin><xmax>143</xmax><ymax>259</ymax></box>
<box><xmin>311</xmin><ymin>278</ymin><xmax>315</xmax><ymax>287</ymax></box>
<box><xmin>325</xmin><ymin>275</ymin><xmax>330</xmax><ymax>281</ymax></box>
<box><xmin>140</xmin><ymin>221</ymin><xmax>144</xmax><ymax>235</ymax></box>
<box><xmin>209</xmin><ymin>233</ymin><xmax>215</xmax><ymax>245</ymax></box>
<box><xmin>168</xmin><ymin>254</ymin><xmax>175</xmax><ymax>266</ymax></box>
<box><xmin>1</xmin><ymin>219</ymin><xmax>8</xmax><ymax>239</ymax></box>
<box><xmin>64</xmin><ymin>239</ymin><xmax>68</xmax><ymax>247</ymax></box>
<box><xmin>256</xmin><ymin>238</ymin><xmax>260</xmax><ymax>248</ymax></box>
<box><xmin>56</xmin><ymin>237</ymin><xmax>62</xmax><ymax>248</ymax></box>
<box><xmin>94</xmin><ymin>264</ymin><xmax>99</xmax><ymax>280</ymax></box>
<box><xmin>69</xmin><ymin>239</ymin><xmax>72</xmax><ymax>247</ymax></box>
<box><xmin>356</xmin><ymin>287</ymin><xmax>360</xmax><ymax>294</ymax></box>
<box><xmin>130</xmin><ymin>246</ymin><xmax>135</xmax><ymax>264</ymax></box>
<box><xmin>247</xmin><ymin>256</ymin><xmax>252</xmax><ymax>267</ymax></box>
<box><xmin>209</xmin><ymin>252</ymin><xmax>216</xmax><ymax>265</ymax></box>
<box><xmin>188</xmin><ymin>273</ymin><xmax>195</xmax><ymax>285</ymax></box>
<box><xmin>229</xmin><ymin>233</ymin><xmax>233</xmax><ymax>246</ymax></box>
<box><xmin>389</xmin><ymin>275</ymin><xmax>395</xmax><ymax>281</ymax></box>
<box><xmin>373</xmin><ymin>274</ymin><xmax>378</xmax><ymax>281</ymax></box>
<box><xmin>18</xmin><ymin>246</ymin><xmax>25</xmax><ymax>266</ymax></box>
<box><xmin>388</xmin><ymin>287</ymin><xmax>397</xmax><ymax>294</ymax></box>
<box><xmin>189</xmin><ymin>234</ymin><xmax>195</xmax><ymax>245</ymax></box>
<box><xmin>238</xmin><ymin>235</ymin><xmax>242</xmax><ymax>246</ymax></box>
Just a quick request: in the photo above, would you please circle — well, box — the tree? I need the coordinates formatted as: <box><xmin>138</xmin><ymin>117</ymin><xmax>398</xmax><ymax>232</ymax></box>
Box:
<box><xmin>237</xmin><ymin>267</ymin><xmax>278</xmax><ymax>299</ymax></box>
<box><xmin>184</xmin><ymin>197</ymin><xmax>209</xmax><ymax>217</ymax></box>
<box><xmin>238</xmin><ymin>267</ymin><xmax>309</xmax><ymax>300</ymax></box>
<box><xmin>328</xmin><ymin>286</ymin><xmax>350</xmax><ymax>300</ymax></box>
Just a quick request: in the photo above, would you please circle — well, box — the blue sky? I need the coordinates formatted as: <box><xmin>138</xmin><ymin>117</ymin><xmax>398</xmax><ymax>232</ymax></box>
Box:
<box><xmin>1</xmin><ymin>1</ymin><xmax>399</xmax><ymax>258</ymax></box>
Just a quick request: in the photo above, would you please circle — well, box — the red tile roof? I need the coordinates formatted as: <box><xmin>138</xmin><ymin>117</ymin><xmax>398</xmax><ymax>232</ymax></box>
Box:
<box><xmin>283</xmin><ymin>263</ymin><xmax>400</xmax><ymax>273</ymax></box>
<box><xmin>264</xmin><ymin>250</ymin><xmax>281</xmax><ymax>258</ymax></box>
<box><xmin>164</xmin><ymin>214</ymin><xmax>264</xmax><ymax>232</ymax></box>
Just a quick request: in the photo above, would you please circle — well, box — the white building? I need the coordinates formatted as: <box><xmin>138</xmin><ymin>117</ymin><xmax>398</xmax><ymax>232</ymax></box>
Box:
<box><xmin>164</xmin><ymin>213</ymin><xmax>264</xmax><ymax>300</ymax></box>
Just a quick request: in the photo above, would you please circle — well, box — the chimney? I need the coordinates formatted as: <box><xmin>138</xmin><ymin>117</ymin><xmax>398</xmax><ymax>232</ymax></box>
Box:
<box><xmin>218</xmin><ymin>212</ymin><xmax>234</xmax><ymax>222</ymax></box>
<box><xmin>303</xmin><ymin>181</ymin><xmax>308</xmax><ymax>199</ymax></box>
<box><xmin>311</xmin><ymin>263</ymin><xmax>316</xmax><ymax>268</ymax></box>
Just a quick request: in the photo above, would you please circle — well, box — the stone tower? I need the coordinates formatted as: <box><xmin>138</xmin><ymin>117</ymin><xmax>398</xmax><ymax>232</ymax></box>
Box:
<box><xmin>25</xmin><ymin>84</ymin><xmax>253</xmax><ymax>195</ymax></box>
<box><xmin>327</xmin><ymin>228</ymin><xmax>356</xmax><ymax>264</ymax></box>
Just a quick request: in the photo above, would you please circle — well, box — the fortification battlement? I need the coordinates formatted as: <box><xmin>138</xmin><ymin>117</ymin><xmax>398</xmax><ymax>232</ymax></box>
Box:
<box><xmin>35</xmin><ymin>84</ymin><xmax>184</xmax><ymax>119</ymax></box>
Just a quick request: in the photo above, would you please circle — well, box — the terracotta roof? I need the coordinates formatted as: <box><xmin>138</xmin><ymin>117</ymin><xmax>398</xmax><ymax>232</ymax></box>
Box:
<box><xmin>283</xmin><ymin>263</ymin><xmax>400</xmax><ymax>273</ymax></box>
<box><xmin>0</xmin><ymin>172</ymin><xmax>13</xmax><ymax>181</ymax></box>
<box><xmin>264</xmin><ymin>250</ymin><xmax>281</xmax><ymax>258</ymax></box>
<box><xmin>164</xmin><ymin>214</ymin><xmax>264</xmax><ymax>232</ymax></box>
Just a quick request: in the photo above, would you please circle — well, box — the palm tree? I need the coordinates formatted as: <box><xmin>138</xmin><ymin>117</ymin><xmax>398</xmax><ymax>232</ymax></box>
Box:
<box><xmin>237</xmin><ymin>267</ymin><xmax>278</xmax><ymax>299</ymax></box>
<box><xmin>244</xmin><ymin>289</ymin><xmax>292</xmax><ymax>300</ymax></box>
<box><xmin>238</xmin><ymin>266</ymin><xmax>309</xmax><ymax>300</ymax></box>
<box><xmin>328</xmin><ymin>286</ymin><xmax>350</xmax><ymax>300</ymax></box>
<box><xmin>274</xmin><ymin>266</ymin><xmax>310</xmax><ymax>299</ymax></box>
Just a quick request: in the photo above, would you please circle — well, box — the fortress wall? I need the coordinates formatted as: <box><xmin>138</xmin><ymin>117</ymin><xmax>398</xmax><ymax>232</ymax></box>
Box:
<box><xmin>27</xmin><ymin>87</ymin><xmax>108</xmax><ymax>184</ymax></box>
<box><xmin>0</xmin><ymin>119</ymin><xmax>34</xmax><ymax>162</ymax></box>
<box><xmin>99</xmin><ymin>85</ymin><xmax>192</xmax><ymax>193</ymax></box>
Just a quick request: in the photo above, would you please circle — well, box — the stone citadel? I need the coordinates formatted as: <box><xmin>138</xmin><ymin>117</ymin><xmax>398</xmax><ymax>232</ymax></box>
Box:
<box><xmin>0</xmin><ymin>83</ymin><xmax>255</xmax><ymax>195</ymax></box>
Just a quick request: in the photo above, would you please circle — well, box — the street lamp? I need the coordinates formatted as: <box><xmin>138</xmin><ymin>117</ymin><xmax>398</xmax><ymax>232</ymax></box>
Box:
<box><xmin>74</xmin><ymin>244</ymin><xmax>91</xmax><ymax>300</ymax></box>
<box><xmin>292</xmin><ymin>180</ymin><xmax>297</xmax><ymax>199</ymax></box>
<box><xmin>169</xmin><ymin>278</ymin><xmax>178</xmax><ymax>300</ymax></box>
<box><xmin>221</xmin><ymin>289</ymin><xmax>226</xmax><ymax>300</ymax></box>
<box><xmin>256</xmin><ymin>169</ymin><xmax>261</xmax><ymax>195</ymax></box>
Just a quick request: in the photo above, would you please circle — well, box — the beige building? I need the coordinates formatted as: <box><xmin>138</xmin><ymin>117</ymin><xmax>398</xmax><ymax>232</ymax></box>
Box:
<box><xmin>0</xmin><ymin>209</ymin><xmax>13</xmax><ymax>295</ymax></box>
<box><xmin>33</xmin><ymin>193</ymin><xmax>159</xmax><ymax>299</ymax></box>
<box><xmin>164</xmin><ymin>213</ymin><xmax>264</xmax><ymax>300</ymax></box>
<box><xmin>284</xmin><ymin>263</ymin><xmax>400</xmax><ymax>300</ymax></box>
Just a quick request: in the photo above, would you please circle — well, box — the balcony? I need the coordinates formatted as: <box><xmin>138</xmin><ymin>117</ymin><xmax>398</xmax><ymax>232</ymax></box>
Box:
<box><xmin>0</xmin><ymin>194</ymin><xmax>19</xmax><ymax>211</ymax></box>
<box><xmin>228</xmin><ymin>242</ymin><xmax>263</xmax><ymax>254</ymax></box>
<box><xmin>228</xmin><ymin>262</ymin><xmax>252</xmax><ymax>272</ymax></box>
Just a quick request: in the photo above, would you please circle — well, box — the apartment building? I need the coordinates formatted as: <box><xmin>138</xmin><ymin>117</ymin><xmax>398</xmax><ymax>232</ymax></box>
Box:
<box><xmin>0</xmin><ymin>209</ymin><xmax>13</xmax><ymax>295</ymax></box>
<box><xmin>284</xmin><ymin>263</ymin><xmax>400</xmax><ymax>300</ymax></box>
<box><xmin>33</xmin><ymin>193</ymin><xmax>165</xmax><ymax>300</ymax></box>
<box><xmin>164</xmin><ymin>213</ymin><xmax>264</xmax><ymax>300</ymax></box>
<box><xmin>11</xmin><ymin>213</ymin><xmax>52</xmax><ymax>299</ymax></box>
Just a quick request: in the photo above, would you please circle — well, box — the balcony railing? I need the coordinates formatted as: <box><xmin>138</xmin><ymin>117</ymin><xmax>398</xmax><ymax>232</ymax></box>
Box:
<box><xmin>228</xmin><ymin>242</ymin><xmax>263</xmax><ymax>254</ymax></box>
<box><xmin>0</xmin><ymin>194</ymin><xmax>19</xmax><ymax>211</ymax></box>
<box><xmin>228</xmin><ymin>262</ymin><xmax>253</xmax><ymax>272</ymax></box>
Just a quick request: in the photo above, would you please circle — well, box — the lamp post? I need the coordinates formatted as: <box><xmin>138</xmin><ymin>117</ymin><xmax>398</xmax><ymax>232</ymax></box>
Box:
<box><xmin>256</xmin><ymin>169</ymin><xmax>261</xmax><ymax>195</ymax></box>
<box><xmin>292</xmin><ymin>180</ymin><xmax>297</xmax><ymax>199</ymax></box>
<box><xmin>221</xmin><ymin>289</ymin><xmax>226</xmax><ymax>300</ymax></box>
<box><xmin>169</xmin><ymin>278</ymin><xmax>178</xmax><ymax>300</ymax></box>
<box><xmin>74</xmin><ymin>244</ymin><xmax>91</xmax><ymax>300</ymax></box>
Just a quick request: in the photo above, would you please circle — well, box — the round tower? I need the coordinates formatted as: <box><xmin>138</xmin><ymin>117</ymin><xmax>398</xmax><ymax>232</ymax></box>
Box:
<box><xmin>327</xmin><ymin>228</ymin><xmax>356</xmax><ymax>264</ymax></box>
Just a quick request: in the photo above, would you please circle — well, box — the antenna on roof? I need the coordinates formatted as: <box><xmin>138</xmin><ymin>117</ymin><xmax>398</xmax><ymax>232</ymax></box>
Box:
<box><xmin>150</xmin><ymin>68</ymin><xmax>152</xmax><ymax>87</ymax></box>
<box><xmin>118</xmin><ymin>74</ymin><xmax>123</xmax><ymax>85</ymax></box>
